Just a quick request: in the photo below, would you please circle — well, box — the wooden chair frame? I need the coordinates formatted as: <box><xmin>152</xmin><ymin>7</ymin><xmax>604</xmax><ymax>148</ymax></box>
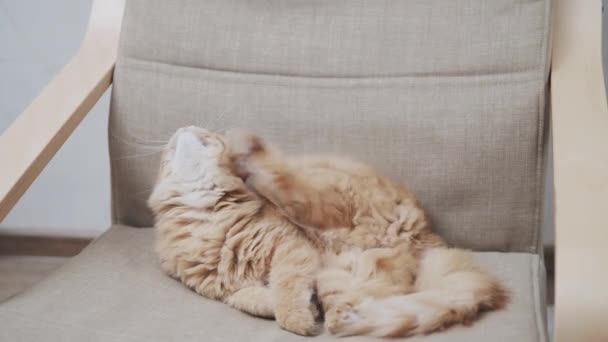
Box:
<box><xmin>1</xmin><ymin>1</ymin><xmax>606</xmax><ymax>340</ymax></box>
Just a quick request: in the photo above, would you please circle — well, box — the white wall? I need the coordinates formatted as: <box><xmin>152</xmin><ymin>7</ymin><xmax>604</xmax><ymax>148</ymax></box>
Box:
<box><xmin>0</xmin><ymin>0</ymin><xmax>555</xmax><ymax>244</ymax></box>
<box><xmin>0</xmin><ymin>0</ymin><xmax>110</xmax><ymax>237</ymax></box>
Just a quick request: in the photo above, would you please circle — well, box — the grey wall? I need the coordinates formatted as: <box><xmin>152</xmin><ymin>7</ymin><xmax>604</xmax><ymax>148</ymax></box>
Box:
<box><xmin>0</xmin><ymin>0</ymin><xmax>110</xmax><ymax>237</ymax></box>
<box><xmin>0</xmin><ymin>0</ymin><xmax>556</xmax><ymax>244</ymax></box>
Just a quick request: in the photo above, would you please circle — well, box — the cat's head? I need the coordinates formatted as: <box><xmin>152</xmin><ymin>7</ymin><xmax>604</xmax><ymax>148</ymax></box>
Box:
<box><xmin>164</xmin><ymin>126</ymin><xmax>232</xmax><ymax>179</ymax></box>
<box><xmin>148</xmin><ymin>126</ymin><xmax>243</xmax><ymax>213</ymax></box>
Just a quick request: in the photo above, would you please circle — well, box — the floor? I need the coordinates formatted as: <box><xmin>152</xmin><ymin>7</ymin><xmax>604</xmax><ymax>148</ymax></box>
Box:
<box><xmin>1</xmin><ymin>255</ymin><xmax>555</xmax><ymax>340</ymax></box>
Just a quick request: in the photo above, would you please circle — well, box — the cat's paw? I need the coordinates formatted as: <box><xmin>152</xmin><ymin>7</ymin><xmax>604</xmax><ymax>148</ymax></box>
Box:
<box><xmin>225</xmin><ymin>128</ymin><xmax>266</xmax><ymax>157</ymax></box>
<box><xmin>225</xmin><ymin>128</ymin><xmax>268</xmax><ymax>178</ymax></box>
<box><xmin>325</xmin><ymin>302</ymin><xmax>360</xmax><ymax>335</ymax></box>
<box><xmin>276</xmin><ymin>307</ymin><xmax>322</xmax><ymax>336</ymax></box>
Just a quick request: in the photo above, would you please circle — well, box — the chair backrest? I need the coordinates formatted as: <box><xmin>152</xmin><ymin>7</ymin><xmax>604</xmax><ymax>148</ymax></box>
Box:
<box><xmin>109</xmin><ymin>0</ymin><xmax>551</xmax><ymax>253</ymax></box>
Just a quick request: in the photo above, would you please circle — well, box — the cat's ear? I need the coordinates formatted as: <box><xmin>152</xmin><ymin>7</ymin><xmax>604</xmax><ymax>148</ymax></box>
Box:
<box><xmin>172</xmin><ymin>131</ymin><xmax>202</xmax><ymax>170</ymax></box>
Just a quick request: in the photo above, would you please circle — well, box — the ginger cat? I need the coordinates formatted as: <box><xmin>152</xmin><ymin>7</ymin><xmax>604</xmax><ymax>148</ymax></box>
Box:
<box><xmin>149</xmin><ymin>126</ymin><xmax>508</xmax><ymax>338</ymax></box>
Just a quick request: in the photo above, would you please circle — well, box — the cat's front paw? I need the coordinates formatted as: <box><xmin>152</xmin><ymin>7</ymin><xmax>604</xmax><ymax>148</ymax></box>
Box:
<box><xmin>276</xmin><ymin>306</ymin><xmax>322</xmax><ymax>336</ymax></box>
<box><xmin>225</xmin><ymin>128</ymin><xmax>267</xmax><ymax>178</ymax></box>
<box><xmin>226</xmin><ymin>128</ymin><xmax>266</xmax><ymax>156</ymax></box>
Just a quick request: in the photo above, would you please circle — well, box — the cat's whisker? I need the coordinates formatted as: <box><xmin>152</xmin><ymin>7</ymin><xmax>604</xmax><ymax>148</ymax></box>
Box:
<box><xmin>140</xmin><ymin>139</ymin><xmax>170</xmax><ymax>144</ymax></box>
<box><xmin>207</xmin><ymin>111</ymin><xmax>229</xmax><ymax>131</ymax></box>
<box><xmin>119</xmin><ymin>145</ymin><xmax>167</xmax><ymax>153</ymax></box>
<box><xmin>197</xmin><ymin>116</ymin><xmax>210</xmax><ymax>130</ymax></box>
<box><xmin>115</xmin><ymin>150</ymin><xmax>165</xmax><ymax>161</ymax></box>
<box><xmin>135</xmin><ymin>187</ymin><xmax>156</xmax><ymax>198</ymax></box>
<box><xmin>109</xmin><ymin>133</ymin><xmax>169</xmax><ymax>149</ymax></box>
<box><xmin>215</xmin><ymin>126</ymin><xmax>236</xmax><ymax>134</ymax></box>
<box><xmin>136</xmin><ymin>144</ymin><xmax>167</xmax><ymax>150</ymax></box>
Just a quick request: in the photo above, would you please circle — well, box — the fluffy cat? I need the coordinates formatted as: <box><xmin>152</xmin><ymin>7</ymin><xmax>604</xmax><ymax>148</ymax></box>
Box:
<box><xmin>149</xmin><ymin>126</ymin><xmax>508</xmax><ymax>338</ymax></box>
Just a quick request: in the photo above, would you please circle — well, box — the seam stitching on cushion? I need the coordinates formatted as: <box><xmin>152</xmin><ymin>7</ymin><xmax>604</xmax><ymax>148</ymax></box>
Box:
<box><xmin>532</xmin><ymin>255</ymin><xmax>548</xmax><ymax>342</ymax></box>
<box><xmin>109</xmin><ymin>4</ymin><xmax>131</xmax><ymax>227</ymax></box>
<box><xmin>531</xmin><ymin>0</ymin><xmax>552</xmax><ymax>254</ymax></box>
<box><xmin>119</xmin><ymin>56</ymin><xmax>540</xmax><ymax>89</ymax></box>
<box><xmin>121</xmin><ymin>54</ymin><xmax>541</xmax><ymax>80</ymax></box>
<box><xmin>108</xmin><ymin>87</ymin><xmax>120</xmax><ymax>225</ymax></box>
<box><xmin>110</xmin><ymin>145</ymin><xmax>121</xmax><ymax>225</ymax></box>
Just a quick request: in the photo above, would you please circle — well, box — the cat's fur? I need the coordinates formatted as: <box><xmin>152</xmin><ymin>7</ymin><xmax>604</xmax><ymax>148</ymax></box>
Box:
<box><xmin>149</xmin><ymin>126</ymin><xmax>508</xmax><ymax>338</ymax></box>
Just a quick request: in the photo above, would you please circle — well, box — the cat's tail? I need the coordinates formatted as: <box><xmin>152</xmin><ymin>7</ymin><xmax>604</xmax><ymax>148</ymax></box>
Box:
<box><xmin>329</xmin><ymin>248</ymin><xmax>509</xmax><ymax>337</ymax></box>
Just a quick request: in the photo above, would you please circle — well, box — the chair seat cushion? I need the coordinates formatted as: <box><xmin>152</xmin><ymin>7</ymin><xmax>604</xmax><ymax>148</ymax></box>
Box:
<box><xmin>0</xmin><ymin>225</ymin><xmax>548</xmax><ymax>341</ymax></box>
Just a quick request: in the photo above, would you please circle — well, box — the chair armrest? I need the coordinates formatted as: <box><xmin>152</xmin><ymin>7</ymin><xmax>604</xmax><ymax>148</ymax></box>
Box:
<box><xmin>0</xmin><ymin>0</ymin><xmax>125</xmax><ymax>221</ymax></box>
<box><xmin>552</xmin><ymin>1</ymin><xmax>608</xmax><ymax>341</ymax></box>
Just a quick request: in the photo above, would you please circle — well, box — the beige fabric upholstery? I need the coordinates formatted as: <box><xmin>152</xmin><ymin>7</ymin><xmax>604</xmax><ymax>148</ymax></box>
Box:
<box><xmin>0</xmin><ymin>226</ymin><xmax>547</xmax><ymax>341</ymax></box>
<box><xmin>109</xmin><ymin>0</ymin><xmax>551</xmax><ymax>253</ymax></box>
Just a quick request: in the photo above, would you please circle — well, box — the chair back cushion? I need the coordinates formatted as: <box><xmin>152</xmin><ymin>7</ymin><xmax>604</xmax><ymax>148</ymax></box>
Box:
<box><xmin>109</xmin><ymin>0</ymin><xmax>551</xmax><ymax>252</ymax></box>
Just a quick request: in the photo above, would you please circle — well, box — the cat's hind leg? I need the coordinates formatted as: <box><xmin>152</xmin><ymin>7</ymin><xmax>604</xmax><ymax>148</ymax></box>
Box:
<box><xmin>269</xmin><ymin>240</ymin><xmax>322</xmax><ymax>336</ymax></box>
<box><xmin>225</xmin><ymin>286</ymin><xmax>275</xmax><ymax>318</ymax></box>
<box><xmin>319</xmin><ymin>247</ymin><xmax>416</xmax><ymax>334</ymax></box>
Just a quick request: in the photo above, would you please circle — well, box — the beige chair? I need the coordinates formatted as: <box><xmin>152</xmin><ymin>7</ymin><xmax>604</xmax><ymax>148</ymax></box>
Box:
<box><xmin>0</xmin><ymin>0</ymin><xmax>606</xmax><ymax>341</ymax></box>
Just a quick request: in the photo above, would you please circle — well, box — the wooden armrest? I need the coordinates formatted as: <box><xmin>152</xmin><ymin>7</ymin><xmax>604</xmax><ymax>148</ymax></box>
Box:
<box><xmin>0</xmin><ymin>0</ymin><xmax>125</xmax><ymax>221</ymax></box>
<box><xmin>552</xmin><ymin>1</ymin><xmax>608</xmax><ymax>341</ymax></box>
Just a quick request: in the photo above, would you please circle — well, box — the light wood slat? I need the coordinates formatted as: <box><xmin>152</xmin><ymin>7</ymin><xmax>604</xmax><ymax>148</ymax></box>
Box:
<box><xmin>0</xmin><ymin>0</ymin><xmax>125</xmax><ymax>221</ymax></box>
<box><xmin>552</xmin><ymin>1</ymin><xmax>608</xmax><ymax>341</ymax></box>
